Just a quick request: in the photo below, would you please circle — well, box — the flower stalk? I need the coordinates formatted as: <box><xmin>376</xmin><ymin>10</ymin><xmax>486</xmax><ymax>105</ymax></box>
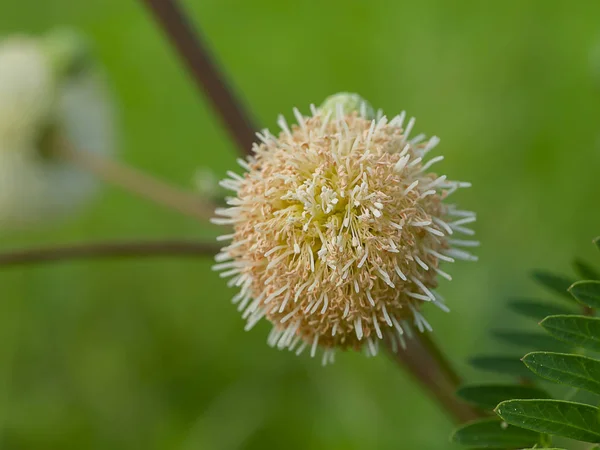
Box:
<box><xmin>0</xmin><ymin>239</ymin><xmax>219</xmax><ymax>266</ymax></box>
<box><xmin>55</xmin><ymin>140</ymin><xmax>214</xmax><ymax>222</ymax></box>
<box><xmin>386</xmin><ymin>332</ymin><xmax>483</xmax><ymax>423</ymax></box>
<box><xmin>140</xmin><ymin>0</ymin><xmax>257</xmax><ymax>154</ymax></box>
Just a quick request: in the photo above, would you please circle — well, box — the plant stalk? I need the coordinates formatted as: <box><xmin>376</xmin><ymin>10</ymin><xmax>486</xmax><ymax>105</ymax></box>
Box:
<box><xmin>386</xmin><ymin>332</ymin><xmax>483</xmax><ymax>423</ymax></box>
<box><xmin>140</xmin><ymin>0</ymin><xmax>257</xmax><ymax>155</ymax></box>
<box><xmin>0</xmin><ymin>240</ymin><xmax>219</xmax><ymax>266</ymax></box>
<box><xmin>56</xmin><ymin>143</ymin><xmax>214</xmax><ymax>222</ymax></box>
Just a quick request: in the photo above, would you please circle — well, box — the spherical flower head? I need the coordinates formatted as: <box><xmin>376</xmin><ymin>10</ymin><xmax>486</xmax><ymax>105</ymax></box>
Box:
<box><xmin>214</xmin><ymin>93</ymin><xmax>477</xmax><ymax>364</ymax></box>
<box><xmin>0</xmin><ymin>29</ymin><xmax>115</xmax><ymax>228</ymax></box>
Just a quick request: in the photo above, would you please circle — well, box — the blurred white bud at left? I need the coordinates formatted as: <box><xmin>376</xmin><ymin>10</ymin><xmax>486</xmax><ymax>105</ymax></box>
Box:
<box><xmin>0</xmin><ymin>29</ymin><xmax>116</xmax><ymax>229</ymax></box>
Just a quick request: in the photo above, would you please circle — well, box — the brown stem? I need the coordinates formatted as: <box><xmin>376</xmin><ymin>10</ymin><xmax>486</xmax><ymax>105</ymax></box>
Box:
<box><xmin>56</xmin><ymin>143</ymin><xmax>214</xmax><ymax>222</ymax></box>
<box><xmin>385</xmin><ymin>333</ymin><xmax>483</xmax><ymax>424</ymax></box>
<box><xmin>140</xmin><ymin>0</ymin><xmax>256</xmax><ymax>155</ymax></box>
<box><xmin>0</xmin><ymin>240</ymin><xmax>220</xmax><ymax>266</ymax></box>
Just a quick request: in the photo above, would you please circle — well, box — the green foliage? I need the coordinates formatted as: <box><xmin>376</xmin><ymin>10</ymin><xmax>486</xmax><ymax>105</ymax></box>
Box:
<box><xmin>530</xmin><ymin>271</ymin><xmax>576</xmax><ymax>301</ymax></box>
<box><xmin>456</xmin><ymin>385</ymin><xmax>550</xmax><ymax>410</ymax></box>
<box><xmin>523</xmin><ymin>352</ymin><xmax>600</xmax><ymax>395</ymax></box>
<box><xmin>451</xmin><ymin>237</ymin><xmax>600</xmax><ymax>448</ymax></box>
<box><xmin>540</xmin><ymin>315</ymin><xmax>600</xmax><ymax>352</ymax></box>
<box><xmin>573</xmin><ymin>258</ymin><xmax>600</xmax><ymax>281</ymax></box>
<box><xmin>468</xmin><ymin>356</ymin><xmax>533</xmax><ymax>378</ymax></box>
<box><xmin>490</xmin><ymin>330</ymin><xmax>569</xmax><ymax>351</ymax></box>
<box><xmin>569</xmin><ymin>280</ymin><xmax>600</xmax><ymax>308</ymax></box>
<box><xmin>507</xmin><ymin>299</ymin><xmax>575</xmax><ymax>321</ymax></box>
<box><xmin>451</xmin><ymin>417</ymin><xmax>541</xmax><ymax>449</ymax></box>
<box><xmin>495</xmin><ymin>400</ymin><xmax>600</xmax><ymax>443</ymax></box>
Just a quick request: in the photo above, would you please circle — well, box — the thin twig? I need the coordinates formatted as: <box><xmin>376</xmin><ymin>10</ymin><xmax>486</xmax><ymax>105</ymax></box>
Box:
<box><xmin>0</xmin><ymin>240</ymin><xmax>220</xmax><ymax>266</ymax></box>
<box><xmin>386</xmin><ymin>333</ymin><xmax>484</xmax><ymax>424</ymax></box>
<box><xmin>140</xmin><ymin>0</ymin><xmax>257</xmax><ymax>155</ymax></box>
<box><xmin>56</xmin><ymin>141</ymin><xmax>214</xmax><ymax>222</ymax></box>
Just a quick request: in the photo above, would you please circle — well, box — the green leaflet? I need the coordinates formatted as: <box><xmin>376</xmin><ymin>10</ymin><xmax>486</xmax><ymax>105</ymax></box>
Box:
<box><xmin>508</xmin><ymin>299</ymin><xmax>575</xmax><ymax>321</ymax></box>
<box><xmin>522</xmin><ymin>352</ymin><xmax>600</xmax><ymax>395</ymax></box>
<box><xmin>451</xmin><ymin>238</ymin><xmax>600</xmax><ymax>449</ymax></box>
<box><xmin>569</xmin><ymin>280</ymin><xmax>600</xmax><ymax>309</ymax></box>
<box><xmin>540</xmin><ymin>315</ymin><xmax>600</xmax><ymax>352</ymax></box>
<box><xmin>573</xmin><ymin>258</ymin><xmax>600</xmax><ymax>280</ymax></box>
<box><xmin>531</xmin><ymin>271</ymin><xmax>576</xmax><ymax>301</ymax></box>
<box><xmin>468</xmin><ymin>356</ymin><xmax>532</xmax><ymax>378</ymax></box>
<box><xmin>456</xmin><ymin>384</ymin><xmax>550</xmax><ymax>410</ymax></box>
<box><xmin>451</xmin><ymin>417</ymin><xmax>540</xmax><ymax>448</ymax></box>
<box><xmin>495</xmin><ymin>399</ymin><xmax>600</xmax><ymax>443</ymax></box>
<box><xmin>491</xmin><ymin>330</ymin><xmax>569</xmax><ymax>351</ymax></box>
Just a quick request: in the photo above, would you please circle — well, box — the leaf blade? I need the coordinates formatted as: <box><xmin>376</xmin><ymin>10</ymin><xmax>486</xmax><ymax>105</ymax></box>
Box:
<box><xmin>522</xmin><ymin>352</ymin><xmax>600</xmax><ymax>395</ymax></box>
<box><xmin>541</xmin><ymin>315</ymin><xmax>600</xmax><ymax>352</ymax></box>
<box><xmin>469</xmin><ymin>356</ymin><xmax>532</xmax><ymax>378</ymax></box>
<box><xmin>492</xmin><ymin>330</ymin><xmax>569</xmax><ymax>351</ymax></box>
<box><xmin>495</xmin><ymin>399</ymin><xmax>600</xmax><ymax>443</ymax></box>
<box><xmin>508</xmin><ymin>299</ymin><xmax>575</xmax><ymax>321</ymax></box>
<box><xmin>569</xmin><ymin>280</ymin><xmax>600</xmax><ymax>309</ymax></box>
<box><xmin>451</xmin><ymin>417</ymin><xmax>540</xmax><ymax>448</ymax></box>
<box><xmin>531</xmin><ymin>271</ymin><xmax>577</xmax><ymax>301</ymax></box>
<box><xmin>456</xmin><ymin>384</ymin><xmax>551</xmax><ymax>410</ymax></box>
<box><xmin>574</xmin><ymin>258</ymin><xmax>600</xmax><ymax>281</ymax></box>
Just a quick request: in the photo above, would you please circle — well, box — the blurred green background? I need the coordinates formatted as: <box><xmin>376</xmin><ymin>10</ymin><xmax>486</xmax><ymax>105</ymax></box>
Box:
<box><xmin>1</xmin><ymin>0</ymin><xmax>600</xmax><ymax>448</ymax></box>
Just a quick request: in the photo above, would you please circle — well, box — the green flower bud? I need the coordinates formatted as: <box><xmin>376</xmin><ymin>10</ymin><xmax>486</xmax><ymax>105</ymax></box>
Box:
<box><xmin>319</xmin><ymin>92</ymin><xmax>375</xmax><ymax>119</ymax></box>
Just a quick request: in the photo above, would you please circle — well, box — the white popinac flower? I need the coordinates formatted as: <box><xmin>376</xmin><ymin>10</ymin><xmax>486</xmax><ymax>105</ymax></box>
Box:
<box><xmin>213</xmin><ymin>93</ymin><xmax>477</xmax><ymax>364</ymax></box>
<box><xmin>0</xmin><ymin>29</ymin><xmax>115</xmax><ymax>228</ymax></box>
